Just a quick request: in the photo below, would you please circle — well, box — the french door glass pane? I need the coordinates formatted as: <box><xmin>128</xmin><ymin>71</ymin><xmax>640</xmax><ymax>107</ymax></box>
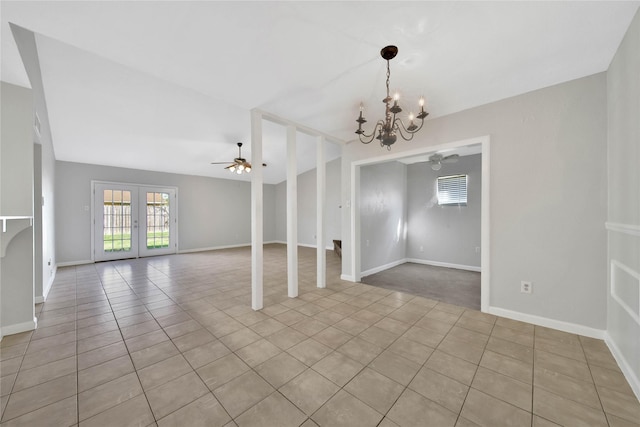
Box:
<box><xmin>103</xmin><ymin>189</ymin><xmax>132</xmax><ymax>252</ymax></box>
<box><xmin>146</xmin><ymin>192</ymin><xmax>170</xmax><ymax>249</ymax></box>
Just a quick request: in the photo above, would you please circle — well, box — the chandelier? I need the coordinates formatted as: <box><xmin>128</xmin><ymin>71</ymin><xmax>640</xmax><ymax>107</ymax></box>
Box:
<box><xmin>355</xmin><ymin>45</ymin><xmax>428</xmax><ymax>150</ymax></box>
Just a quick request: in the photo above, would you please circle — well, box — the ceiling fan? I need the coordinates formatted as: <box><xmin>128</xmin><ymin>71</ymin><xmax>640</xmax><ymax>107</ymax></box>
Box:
<box><xmin>428</xmin><ymin>153</ymin><xmax>459</xmax><ymax>171</ymax></box>
<box><xmin>210</xmin><ymin>142</ymin><xmax>265</xmax><ymax>175</ymax></box>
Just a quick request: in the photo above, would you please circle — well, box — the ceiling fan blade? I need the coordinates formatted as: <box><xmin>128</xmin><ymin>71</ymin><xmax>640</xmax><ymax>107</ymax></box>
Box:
<box><xmin>224</xmin><ymin>164</ymin><xmax>235</xmax><ymax>169</ymax></box>
<box><xmin>210</xmin><ymin>161</ymin><xmax>234</xmax><ymax>165</ymax></box>
<box><xmin>442</xmin><ymin>154</ymin><xmax>460</xmax><ymax>163</ymax></box>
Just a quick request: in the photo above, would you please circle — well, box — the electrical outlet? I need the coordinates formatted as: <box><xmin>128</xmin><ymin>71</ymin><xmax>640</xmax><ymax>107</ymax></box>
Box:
<box><xmin>475</xmin><ymin>246</ymin><xmax>480</xmax><ymax>253</ymax></box>
<box><xmin>366</xmin><ymin>239</ymin><xmax>370</xmax><ymax>247</ymax></box>
<box><xmin>521</xmin><ymin>281</ymin><xmax>532</xmax><ymax>294</ymax></box>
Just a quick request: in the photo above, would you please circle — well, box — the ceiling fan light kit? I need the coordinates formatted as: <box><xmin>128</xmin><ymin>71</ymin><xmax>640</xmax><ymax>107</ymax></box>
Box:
<box><xmin>429</xmin><ymin>153</ymin><xmax>459</xmax><ymax>170</ymax></box>
<box><xmin>211</xmin><ymin>142</ymin><xmax>253</xmax><ymax>175</ymax></box>
<box><xmin>356</xmin><ymin>45</ymin><xmax>429</xmax><ymax>150</ymax></box>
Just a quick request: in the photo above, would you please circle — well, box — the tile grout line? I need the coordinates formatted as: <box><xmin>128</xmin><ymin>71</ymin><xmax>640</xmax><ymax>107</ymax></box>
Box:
<box><xmin>451</xmin><ymin>312</ymin><xmax>495</xmax><ymax>426</ymax></box>
<box><xmin>88</xmin><ymin>261</ymin><xmax>158</xmax><ymax>425</ymax></box>
<box><xmin>117</xmin><ymin>258</ymin><xmax>238</xmax><ymax>425</ymax></box>
<box><xmin>5</xmin><ymin>248</ymin><xmax>636</xmax><ymax>426</ymax></box>
<box><xmin>579</xmin><ymin>335</ymin><xmax>613</xmax><ymax>427</ymax></box>
<box><xmin>531</xmin><ymin>325</ymin><xmax>536</xmax><ymax>427</ymax></box>
<box><xmin>0</xmin><ymin>287</ymin><xmax>43</xmax><ymax>423</ymax></box>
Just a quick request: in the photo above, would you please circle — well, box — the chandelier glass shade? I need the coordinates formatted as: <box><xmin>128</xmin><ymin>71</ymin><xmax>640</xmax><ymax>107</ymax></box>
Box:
<box><xmin>356</xmin><ymin>45</ymin><xmax>428</xmax><ymax>150</ymax></box>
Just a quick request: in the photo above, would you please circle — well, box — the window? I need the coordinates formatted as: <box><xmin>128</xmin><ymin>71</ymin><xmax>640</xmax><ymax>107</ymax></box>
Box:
<box><xmin>437</xmin><ymin>174</ymin><xmax>468</xmax><ymax>206</ymax></box>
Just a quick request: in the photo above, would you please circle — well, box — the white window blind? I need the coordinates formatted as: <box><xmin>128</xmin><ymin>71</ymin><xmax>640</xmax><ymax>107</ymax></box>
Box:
<box><xmin>437</xmin><ymin>174</ymin><xmax>468</xmax><ymax>206</ymax></box>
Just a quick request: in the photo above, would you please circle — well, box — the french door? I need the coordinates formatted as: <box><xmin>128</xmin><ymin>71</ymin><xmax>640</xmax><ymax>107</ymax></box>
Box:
<box><xmin>94</xmin><ymin>182</ymin><xmax>177</xmax><ymax>261</ymax></box>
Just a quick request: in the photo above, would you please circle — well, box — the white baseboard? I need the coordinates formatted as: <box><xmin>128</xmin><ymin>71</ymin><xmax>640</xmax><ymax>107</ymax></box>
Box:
<box><xmin>273</xmin><ymin>241</ymin><xmax>333</xmax><ymax>250</ymax></box>
<box><xmin>604</xmin><ymin>332</ymin><xmax>640</xmax><ymax>401</ymax></box>
<box><xmin>341</xmin><ymin>274</ymin><xmax>356</xmax><ymax>282</ymax></box>
<box><xmin>361</xmin><ymin>259</ymin><xmax>407</xmax><ymax>277</ymax></box>
<box><xmin>487</xmin><ymin>306</ymin><xmax>605</xmax><ymax>339</ymax></box>
<box><xmin>178</xmin><ymin>243</ymin><xmax>251</xmax><ymax>254</ymax></box>
<box><xmin>179</xmin><ymin>242</ymin><xmax>308</xmax><ymax>254</ymax></box>
<box><xmin>34</xmin><ymin>296</ymin><xmax>45</xmax><ymax>304</ymax></box>
<box><xmin>56</xmin><ymin>260</ymin><xmax>93</xmax><ymax>268</ymax></box>
<box><xmin>1</xmin><ymin>317</ymin><xmax>37</xmax><ymax>339</ymax></box>
<box><xmin>360</xmin><ymin>258</ymin><xmax>481</xmax><ymax>278</ymax></box>
<box><xmin>406</xmin><ymin>258</ymin><xmax>481</xmax><ymax>272</ymax></box>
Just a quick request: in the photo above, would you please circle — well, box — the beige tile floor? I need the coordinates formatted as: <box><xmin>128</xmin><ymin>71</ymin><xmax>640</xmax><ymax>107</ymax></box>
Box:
<box><xmin>1</xmin><ymin>244</ymin><xmax>639</xmax><ymax>426</ymax></box>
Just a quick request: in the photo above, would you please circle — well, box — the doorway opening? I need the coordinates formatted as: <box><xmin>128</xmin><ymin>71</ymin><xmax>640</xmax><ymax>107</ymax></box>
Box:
<box><xmin>349</xmin><ymin>136</ymin><xmax>490</xmax><ymax>312</ymax></box>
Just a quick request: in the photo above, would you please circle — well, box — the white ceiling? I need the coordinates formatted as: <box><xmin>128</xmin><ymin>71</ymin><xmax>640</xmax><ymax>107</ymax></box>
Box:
<box><xmin>1</xmin><ymin>1</ymin><xmax>638</xmax><ymax>184</ymax></box>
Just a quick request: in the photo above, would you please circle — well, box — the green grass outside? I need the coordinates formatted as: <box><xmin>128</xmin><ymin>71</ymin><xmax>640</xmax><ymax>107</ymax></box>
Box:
<box><xmin>104</xmin><ymin>231</ymin><xmax>169</xmax><ymax>252</ymax></box>
<box><xmin>146</xmin><ymin>231</ymin><xmax>170</xmax><ymax>249</ymax></box>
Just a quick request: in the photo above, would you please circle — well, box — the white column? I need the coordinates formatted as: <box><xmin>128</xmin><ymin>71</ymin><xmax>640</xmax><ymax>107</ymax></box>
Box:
<box><xmin>286</xmin><ymin>125</ymin><xmax>298</xmax><ymax>298</ymax></box>
<box><xmin>251</xmin><ymin>110</ymin><xmax>263</xmax><ymax>310</ymax></box>
<box><xmin>316</xmin><ymin>136</ymin><xmax>326</xmax><ymax>288</ymax></box>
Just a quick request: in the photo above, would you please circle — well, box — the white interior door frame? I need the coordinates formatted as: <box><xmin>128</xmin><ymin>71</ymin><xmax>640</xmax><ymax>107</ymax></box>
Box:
<box><xmin>138</xmin><ymin>186</ymin><xmax>178</xmax><ymax>258</ymax></box>
<box><xmin>91</xmin><ymin>181</ymin><xmax>179</xmax><ymax>262</ymax></box>
<box><xmin>349</xmin><ymin>135</ymin><xmax>491</xmax><ymax>312</ymax></box>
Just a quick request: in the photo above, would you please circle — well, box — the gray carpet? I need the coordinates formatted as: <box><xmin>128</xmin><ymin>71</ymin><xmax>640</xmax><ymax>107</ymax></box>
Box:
<box><xmin>361</xmin><ymin>262</ymin><xmax>481</xmax><ymax>310</ymax></box>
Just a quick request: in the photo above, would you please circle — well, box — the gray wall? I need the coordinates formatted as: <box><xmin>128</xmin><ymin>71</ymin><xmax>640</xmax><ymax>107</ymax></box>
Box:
<box><xmin>406</xmin><ymin>154</ymin><xmax>481</xmax><ymax>268</ymax></box>
<box><xmin>1</xmin><ymin>82</ymin><xmax>35</xmax><ymax>335</ymax></box>
<box><xmin>606</xmin><ymin>9</ymin><xmax>640</xmax><ymax>396</ymax></box>
<box><xmin>360</xmin><ymin>161</ymin><xmax>407</xmax><ymax>273</ymax></box>
<box><xmin>12</xmin><ymin>24</ymin><xmax>59</xmax><ymax>301</ymax></box>
<box><xmin>343</xmin><ymin>72</ymin><xmax>608</xmax><ymax>329</ymax></box>
<box><xmin>274</xmin><ymin>157</ymin><xmax>342</xmax><ymax>248</ymax></box>
<box><xmin>56</xmin><ymin>161</ymin><xmax>277</xmax><ymax>263</ymax></box>
<box><xmin>0</xmin><ymin>83</ymin><xmax>33</xmax><ymax>216</ymax></box>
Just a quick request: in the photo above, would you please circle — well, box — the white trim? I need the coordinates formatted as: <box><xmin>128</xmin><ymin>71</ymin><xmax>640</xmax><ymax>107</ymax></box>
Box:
<box><xmin>297</xmin><ymin>242</ymin><xmax>334</xmax><ymax>251</ymax></box>
<box><xmin>349</xmin><ymin>135</ymin><xmax>491</xmax><ymax>311</ymax></box>
<box><xmin>350</xmin><ymin>163</ymin><xmax>360</xmax><ymax>281</ymax></box>
<box><xmin>1</xmin><ymin>317</ymin><xmax>37</xmax><ymax>337</ymax></box>
<box><xmin>406</xmin><ymin>258</ymin><xmax>481</xmax><ymax>272</ymax></box>
<box><xmin>606</xmin><ymin>222</ymin><xmax>640</xmax><ymax>237</ymax></box>
<box><xmin>287</xmin><ymin>124</ymin><xmax>299</xmax><ymax>298</ymax></box>
<box><xmin>604</xmin><ymin>331</ymin><xmax>640</xmax><ymax>401</ymax></box>
<box><xmin>35</xmin><ymin>296</ymin><xmax>45</xmax><ymax>304</ymax></box>
<box><xmin>0</xmin><ymin>215</ymin><xmax>33</xmax><ymax>233</ymax></box>
<box><xmin>480</xmin><ymin>138</ymin><xmax>490</xmax><ymax>312</ymax></box>
<box><xmin>250</xmin><ymin>109</ymin><xmax>264</xmax><ymax>311</ymax></box>
<box><xmin>56</xmin><ymin>260</ymin><xmax>93</xmax><ymax>267</ymax></box>
<box><xmin>361</xmin><ymin>258</ymin><xmax>407</xmax><ymax>277</ymax></box>
<box><xmin>178</xmin><ymin>243</ymin><xmax>251</xmax><ymax>254</ymax></box>
<box><xmin>487</xmin><ymin>306</ymin><xmax>605</xmax><ymax>339</ymax></box>
<box><xmin>341</xmin><ymin>274</ymin><xmax>356</xmax><ymax>282</ymax></box>
<box><xmin>91</xmin><ymin>181</ymin><xmax>179</xmax><ymax>262</ymax></box>
<box><xmin>610</xmin><ymin>260</ymin><xmax>640</xmax><ymax>327</ymax></box>
<box><xmin>317</xmin><ymin>135</ymin><xmax>327</xmax><ymax>289</ymax></box>
<box><xmin>41</xmin><ymin>264</ymin><xmax>56</xmax><ymax>301</ymax></box>
<box><xmin>274</xmin><ymin>240</ymin><xmax>334</xmax><ymax>250</ymax></box>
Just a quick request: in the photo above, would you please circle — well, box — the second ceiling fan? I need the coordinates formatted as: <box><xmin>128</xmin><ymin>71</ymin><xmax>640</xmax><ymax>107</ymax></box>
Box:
<box><xmin>428</xmin><ymin>153</ymin><xmax>459</xmax><ymax>170</ymax></box>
